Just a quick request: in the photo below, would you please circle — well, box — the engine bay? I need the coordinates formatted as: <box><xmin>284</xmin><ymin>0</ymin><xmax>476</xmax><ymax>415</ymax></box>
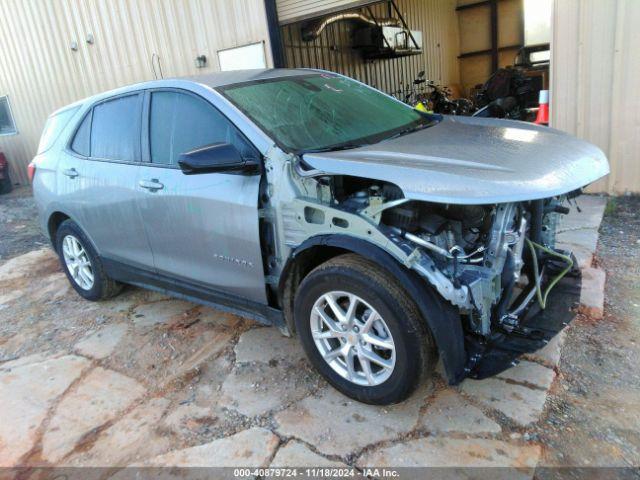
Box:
<box><xmin>327</xmin><ymin>176</ymin><xmax>577</xmax><ymax>340</ymax></box>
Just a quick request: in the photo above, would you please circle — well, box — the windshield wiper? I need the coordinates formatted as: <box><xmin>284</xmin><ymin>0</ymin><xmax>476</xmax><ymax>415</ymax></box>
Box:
<box><xmin>387</xmin><ymin>121</ymin><xmax>431</xmax><ymax>140</ymax></box>
<box><xmin>299</xmin><ymin>141</ymin><xmax>368</xmax><ymax>154</ymax></box>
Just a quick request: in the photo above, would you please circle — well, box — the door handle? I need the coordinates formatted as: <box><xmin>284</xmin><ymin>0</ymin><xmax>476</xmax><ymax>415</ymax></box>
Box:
<box><xmin>63</xmin><ymin>168</ymin><xmax>79</xmax><ymax>178</ymax></box>
<box><xmin>139</xmin><ymin>179</ymin><xmax>164</xmax><ymax>191</ymax></box>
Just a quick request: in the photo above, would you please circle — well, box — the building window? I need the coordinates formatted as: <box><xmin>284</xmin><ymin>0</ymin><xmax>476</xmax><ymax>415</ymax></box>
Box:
<box><xmin>0</xmin><ymin>96</ymin><xmax>17</xmax><ymax>135</ymax></box>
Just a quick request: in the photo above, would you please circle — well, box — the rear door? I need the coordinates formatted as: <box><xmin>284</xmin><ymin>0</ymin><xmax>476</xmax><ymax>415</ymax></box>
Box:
<box><xmin>58</xmin><ymin>93</ymin><xmax>154</xmax><ymax>269</ymax></box>
<box><xmin>135</xmin><ymin>88</ymin><xmax>266</xmax><ymax>303</ymax></box>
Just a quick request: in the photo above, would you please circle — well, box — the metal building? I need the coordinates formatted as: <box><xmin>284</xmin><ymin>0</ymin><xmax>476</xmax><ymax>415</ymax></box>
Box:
<box><xmin>0</xmin><ymin>0</ymin><xmax>638</xmax><ymax>193</ymax></box>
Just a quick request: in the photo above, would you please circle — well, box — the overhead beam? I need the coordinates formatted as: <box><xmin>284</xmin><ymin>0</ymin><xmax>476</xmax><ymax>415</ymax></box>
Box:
<box><xmin>457</xmin><ymin>44</ymin><xmax>522</xmax><ymax>59</ymax></box>
<box><xmin>455</xmin><ymin>0</ymin><xmax>509</xmax><ymax>12</ymax></box>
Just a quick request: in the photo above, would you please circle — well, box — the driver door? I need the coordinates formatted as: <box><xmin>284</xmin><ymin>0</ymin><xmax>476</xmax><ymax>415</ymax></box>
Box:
<box><xmin>135</xmin><ymin>89</ymin><xmax>266</xmax><ymax>304</ymax></box>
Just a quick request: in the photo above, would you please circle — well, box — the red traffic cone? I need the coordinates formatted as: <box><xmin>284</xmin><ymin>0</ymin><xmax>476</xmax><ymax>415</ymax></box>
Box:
<box><xmin>534</xmin><ymin>89</ymin><xmax>549</xmax><ymax>126</ymax></box>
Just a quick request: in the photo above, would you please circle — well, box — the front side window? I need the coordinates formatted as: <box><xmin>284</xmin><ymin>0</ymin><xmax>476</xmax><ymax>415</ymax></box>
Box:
<box><xmin>149</xmin><ymin>91</ymin><xmax>256</xmax><ymax>166</ymax></box>
<box><xmin>0</xmin><ymin>96</ymin><xmax>17</xmax><ymax>136</ymax></box>
<box><xmin>90</xmin><ymin>95</ymin><xmax>139</xmax><ymax>161</ymax></box>
<box><xmin>219</xmin><ymin>74</ymin><xmax>438</xmax><ymax>153</ymax></box>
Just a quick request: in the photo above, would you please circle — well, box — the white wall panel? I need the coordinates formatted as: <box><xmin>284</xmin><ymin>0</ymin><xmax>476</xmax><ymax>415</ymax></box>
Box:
<box><xmin>0</xmin><ymin>0</ymin><xmax>273</xmax><ymax>185</ymax></box>
<box><xmin>551</xmin><ymin>0</ymin><xmax>640</xmax><ymax>193</ymax></box>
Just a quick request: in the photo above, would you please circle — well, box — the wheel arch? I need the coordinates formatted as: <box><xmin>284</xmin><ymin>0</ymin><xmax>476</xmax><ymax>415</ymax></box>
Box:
<box><xmin>46</xmin><ymin>211</ymin><xmax>99</xmax><ymax>257</ymax></box>
<box><xmin>47</xmin><ymin>211</ymin><xmax>72</xmax><ymax>246</ymax></box>
<box><xmin>278</xmin><ymin>234</ymin><xmax>467</xmax><ymax>385</ymax></box>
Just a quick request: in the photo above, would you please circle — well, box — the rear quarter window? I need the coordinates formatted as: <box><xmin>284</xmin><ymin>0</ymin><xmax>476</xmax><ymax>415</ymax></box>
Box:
<box><xmin>71</xmin><ymin>111</ymin><xmax>91</xmax><ymax>157</ymax></box>
<box><xmin>37</xmin><ymin>106</ymin><xmax>80</xmax><ymax>154</ymax></box>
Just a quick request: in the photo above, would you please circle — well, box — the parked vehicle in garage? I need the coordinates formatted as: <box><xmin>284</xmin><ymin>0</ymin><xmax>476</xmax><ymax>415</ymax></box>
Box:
<box><xmin>31</xmin><ymin>69</ymin><xmax>609</xmax><ymax>404</ymax></box>
<box><xmin>0</xmin><ymin>152</ymin><xmax>12</xmax><ymax>194</ymax></box>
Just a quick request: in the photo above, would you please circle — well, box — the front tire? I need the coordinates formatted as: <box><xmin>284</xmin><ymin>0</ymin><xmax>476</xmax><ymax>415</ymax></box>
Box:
<box><xmin>294</xmin><ymin>254</ymin><xmax>436</xmax><ymax>405</ymax></box>
<box><xmin>55</xmin><ymin>220</ymin><xmax>122</xmax><ymax>301</ymax></box>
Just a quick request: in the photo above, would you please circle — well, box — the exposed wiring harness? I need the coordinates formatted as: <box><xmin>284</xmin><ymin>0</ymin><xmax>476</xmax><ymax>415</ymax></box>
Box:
<box><xmin>526</xmin><ymin>238</ymin><xmax>574</xmax><ymax>309</ymax></box>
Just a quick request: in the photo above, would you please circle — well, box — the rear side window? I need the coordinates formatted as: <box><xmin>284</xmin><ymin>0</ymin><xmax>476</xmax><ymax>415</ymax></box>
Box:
<box><xmin>71</xmin><ymin>112</ymin><xmax>91</xmax><ymax>156</ymax></box>
<box><xmin>149</xmin><ymin>91</ymin><xmax>257</xmax><ymax>166</ymax></box>
<box><xmin>37</xmin><ymin>106</ymin><xmax>79</xmax><ymax>154</ymax></box>
<box><xmin>91</xmin><ymin>95</ymin><xmax>139</xmax><ymax>161</ymax></box>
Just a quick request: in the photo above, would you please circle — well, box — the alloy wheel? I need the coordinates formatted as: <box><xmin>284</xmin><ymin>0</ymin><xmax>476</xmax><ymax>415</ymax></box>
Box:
<box><xmin>61</xmin><ymin>234</ymin><xmax>94</xmax><ymax>290</ymax></box>
<box><xmin>310</xmin><ymin>291</ymin><xmax>396</xmax><ymax>386</ymax></box>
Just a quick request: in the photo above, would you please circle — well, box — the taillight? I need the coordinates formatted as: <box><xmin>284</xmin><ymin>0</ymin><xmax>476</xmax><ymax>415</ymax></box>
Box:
<box><xmin>28</xmin><ymin>161</ymin><xmax>36</xmax><ymax>183</ymax></box>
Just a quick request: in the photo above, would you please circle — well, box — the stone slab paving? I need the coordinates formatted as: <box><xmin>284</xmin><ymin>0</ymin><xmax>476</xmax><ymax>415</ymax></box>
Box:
<box><xmin>556</xmin><ymin>195</ymin><xmax>607</xmax><ymax>269</ymax></box>
<box><xmin>579</xmin><ymin>266</ymin><xmax>606</xmax><ymax>319</ymax></box>
<box><xmin>0</xmin><ymin>354</ymin><xmax>90</xmax><ymax>466</ymax></box>
<box><xmin>418</xmin><ymin>389</ymin><xmax>501</xmax><ymax>434</ymax></box>
<box><xmin>0</xmin><ymin>193</ymin><xmax>609</xmax><ymax>470</ymax></box>
<box><xmin>274</xmin><ymin>385</ymin><xmax>426</xmax><ymax>458</ymax></box>
<box><xmin>0</xmin><ymin>288</ymin><xmax>23</xmax><ymax>310</ymax></box>
<box><xmin>143</xmin><ymin>427</ymin><xmax>279</xmax><ymax>467</ymax></box>
<box><xmin>131</xmin><ymin>299</ymin><xmax>198</xmax><ymax>328</ymax></box>
<box><xmin>219</xmin><ymin>362</ymin><xmax>318</xmax><ymax>417</ymax></box>
<box><xmin>67</xmin><ymin>398</ymin><xmax>171</xmax><ymax>466</ymax></box>
<box><xmin>524</xmin><ymin>330</ymin><xmax>567</xmax><ymax>366</ymax></box>
<box><xmin>42</xmin><ymin>366</ymin><xmax>147</xmax><ymax>463</ymax></box>
<box><xmin>75</xmin><ymin>323</ymin><xmax>128</xmax><ymax>359</ymax></box>
<box><xmin>358</xmin><ymin>437</ymin><xmax>541</xmax><ymax>469</ymax></box>
<box><xmin>220</xmin><ymin>327</ymin><xmax>319</xmax><ymax>417</ymax></box>
<box><xmin>495</xmin><ymin>360</ymin><xmax>556</xmax><ymax>390</ymax></box>
<box><xmin>0</xmin><ymin>248</ymin><xmax>55</xmax><ymax>282</ymax></box>
<box><xmin>234</xmin><ymin>327</ymin><xmax>306</xmax><ymax>364</ymax></box>
<box><xmin>271</xmin><ymin>441</ymin><xmax>348</xmax><ymax>468</ymax></box>
<box><xmin>459</xmin><ymin>378</ymin><xmax>550</xmax><ymax>426</ymax></box>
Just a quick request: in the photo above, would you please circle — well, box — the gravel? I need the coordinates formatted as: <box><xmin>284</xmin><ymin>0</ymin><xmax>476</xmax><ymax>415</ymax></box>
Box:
<box><xmin>537</xmin><ymin>195</ymin><xmax>640</xmax><ymax>469</ymax></box>
<box><xmin>0</xmin><ymin>186</ymin><xmax>47</xmax><ymax>263</ymax></box>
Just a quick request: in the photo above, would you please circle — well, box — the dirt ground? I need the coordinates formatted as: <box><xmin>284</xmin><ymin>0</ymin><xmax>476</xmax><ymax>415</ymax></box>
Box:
<box><xmin>537</xmin><ymin>196</ymin><xmax>640</xmax><ymax>470</ymax></box>
<box><xmin>0</xmin><ymin>187</ymin><xmax>47</xmax><ymax>261</ymax></box>
<box><xmin>0</xmin><ymin>187</ymin><xmax>638</xmax><ymax>476</ymax></box>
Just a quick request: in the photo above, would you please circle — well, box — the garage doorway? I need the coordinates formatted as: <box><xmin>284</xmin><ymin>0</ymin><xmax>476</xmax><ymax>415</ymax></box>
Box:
<box><xmin>275</xmin><ymin>0</ymin><xmax>551</xmax><ymax>118</ymax></box>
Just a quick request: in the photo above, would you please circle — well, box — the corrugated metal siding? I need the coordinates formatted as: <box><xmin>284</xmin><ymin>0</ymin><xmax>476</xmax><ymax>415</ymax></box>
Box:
<box><xmin>551</xmin><ymin>0</ymin><xmax>640</xmax><ymax>194</ymax></box>
<box><xmin>281</xmin><ymin>0</ymin><xmax>461</xmax><ymax>98</ymax></box>
<box><xmin>276</xmin><ymin>0</ymin><xmax>377</xmax><ymax>25</ymax></box>
<box><xmin>0</xmin><ymin>0</ymin><xmax>273</xmax><ymax>185</ymax></box>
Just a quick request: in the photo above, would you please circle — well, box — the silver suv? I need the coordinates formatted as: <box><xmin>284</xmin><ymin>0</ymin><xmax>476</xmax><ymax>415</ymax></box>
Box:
<box><xmin>32</xmin><ymin>69</ymin><xmax>609</xmax><ymax>404</ymax></box>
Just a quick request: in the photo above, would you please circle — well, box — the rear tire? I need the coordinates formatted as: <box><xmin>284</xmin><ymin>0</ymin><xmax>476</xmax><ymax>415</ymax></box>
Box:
<box><xmin>55</xmin><ymin>219</ymin><xmax>122</xmax><ymax>301</ymax></box>
<box><xmin>294</xmin><ymin>254</ymin><xmax>436</xmax><ymax>405</ymax></box>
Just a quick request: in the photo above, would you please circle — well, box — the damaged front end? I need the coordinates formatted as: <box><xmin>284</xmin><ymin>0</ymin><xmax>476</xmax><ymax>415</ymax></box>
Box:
<box><xmin>364</xmin><ymin>188</ymin><xmax>581</xmax><ymax>378</ymax></box>
<box><xmin>218</xmin><ymin>73</ymin><xmax>607</xmax><ymax>385</ymax></box>
<box><xmin>274</xmin><ymin>165</ymin><xmax>583</xmax><ymax>382</ymax></box>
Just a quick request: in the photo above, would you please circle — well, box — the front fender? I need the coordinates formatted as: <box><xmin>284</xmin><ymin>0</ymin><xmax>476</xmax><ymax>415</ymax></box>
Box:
<box><xmin>279</xmin><ymin>234</ymin><xmax>467</xmax><ymax>385</ymax></box>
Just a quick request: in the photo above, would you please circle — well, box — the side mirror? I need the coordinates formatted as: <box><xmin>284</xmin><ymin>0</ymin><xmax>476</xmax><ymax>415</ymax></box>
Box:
<box><xmin>178</xmin><ymin>143</ymin><xmax>259</xmax><ymax>175</ymax></box>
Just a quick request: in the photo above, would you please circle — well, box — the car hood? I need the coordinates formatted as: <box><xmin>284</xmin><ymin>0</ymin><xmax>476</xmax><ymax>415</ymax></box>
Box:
<box><xmin>302</xmin><ymin>115</ymin><xmax>610</xmax><ymax>204</ymax></box>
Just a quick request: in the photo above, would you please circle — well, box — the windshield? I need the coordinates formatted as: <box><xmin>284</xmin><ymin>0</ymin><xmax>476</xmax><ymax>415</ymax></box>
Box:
<box><xmin>219</xmin><ymin>74</ymin><xmax>437</xmax><ymax>153</ymax></box>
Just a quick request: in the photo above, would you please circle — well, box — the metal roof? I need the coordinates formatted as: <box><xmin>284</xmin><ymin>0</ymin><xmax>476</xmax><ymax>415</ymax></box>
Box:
<box><xmin>68</xmin><ymin>68</ymin><xmax>324</xmax><ymax>113</ymax></box>
<box><xmin>182</xmin><ymin>68</ymin><xmax>319</xmax><ymax>89</ymax></box>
